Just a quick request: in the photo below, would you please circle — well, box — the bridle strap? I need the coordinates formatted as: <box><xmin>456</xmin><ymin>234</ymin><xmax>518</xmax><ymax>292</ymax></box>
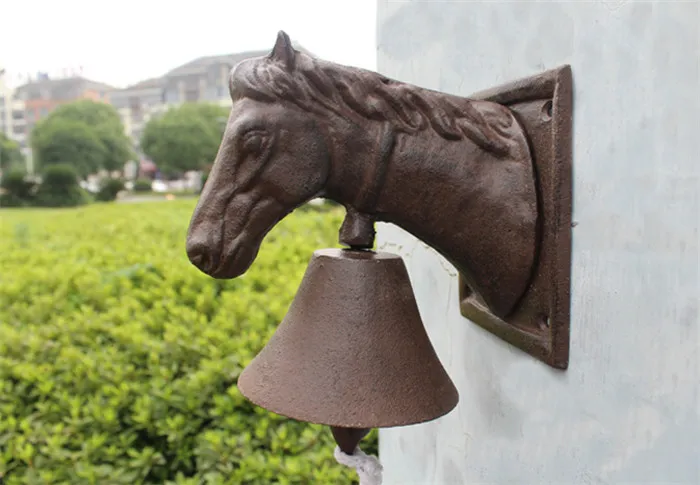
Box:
<box><xmin>338</xmin><ymin>123</ymin><xmax>396</xmax><ymax>249</ymax></box>
<box><xmin>353</xmin><ymin>122</ymin><xmax>397</xmax><ymax>215</ymax></box>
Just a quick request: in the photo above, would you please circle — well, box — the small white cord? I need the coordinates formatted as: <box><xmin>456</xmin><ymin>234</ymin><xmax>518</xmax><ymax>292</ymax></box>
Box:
<box><xmin>334</xmin><ymin>446</ymin><xmax>383</xmax><ymax>485</ymax></box>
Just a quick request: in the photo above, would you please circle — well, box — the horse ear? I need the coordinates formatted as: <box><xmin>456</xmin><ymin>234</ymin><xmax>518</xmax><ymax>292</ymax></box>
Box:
<box><xmin>269</xmin><ymin>30</ymin><xmax>296</xmax><ymax>70</ymax></box>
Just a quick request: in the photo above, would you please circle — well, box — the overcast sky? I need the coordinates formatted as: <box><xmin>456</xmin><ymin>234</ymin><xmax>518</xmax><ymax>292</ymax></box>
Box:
<box><xmin>0</xmin><ymin>0</ymin><xmax>377</xmax><ymax>88</ymax></box>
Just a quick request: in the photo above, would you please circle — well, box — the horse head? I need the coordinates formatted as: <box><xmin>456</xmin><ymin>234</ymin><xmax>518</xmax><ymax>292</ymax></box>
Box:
<box><xmin>186</xmin><ymin>30</ymin><xmax>542</xmax><ymax>324</ymax></box>
<box><xmin>186</xmin><ymin>30</ymin><xmax>574</xmax><ymax>369</ymax></box>
<box><xmin>186</xmin><ymin>32</ymin><xmax>332</xmax><ymax>278</ymax></box>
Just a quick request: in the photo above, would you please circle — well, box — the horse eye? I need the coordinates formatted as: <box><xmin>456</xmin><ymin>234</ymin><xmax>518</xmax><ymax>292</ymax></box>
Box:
<box><xmin>243</xmin><ymin>132</ymin><xmax>265</xmax><ymax>154</ymax></box>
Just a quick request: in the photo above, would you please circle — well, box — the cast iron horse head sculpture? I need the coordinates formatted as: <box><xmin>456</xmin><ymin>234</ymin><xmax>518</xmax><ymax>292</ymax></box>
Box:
<box><xmin>186</xmin><ymin>31</ymin><xmax>539</xmax><ymax>320</ymax></box>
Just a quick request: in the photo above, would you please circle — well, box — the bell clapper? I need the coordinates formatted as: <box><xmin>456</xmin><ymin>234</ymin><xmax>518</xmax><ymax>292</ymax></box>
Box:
<box><xmin>331</xmin><ymin>426</ymin><xmax>371</xmax><ymax>455</ymax></box>
<box><xmin>331</xmin><ymin>426</ymin><xmax>383</xmax><ymax>485</ymax></box>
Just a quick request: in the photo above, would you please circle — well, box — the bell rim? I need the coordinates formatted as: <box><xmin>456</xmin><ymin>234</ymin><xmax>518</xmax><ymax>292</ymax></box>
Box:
<box><xmin>236</xmin><ymin>244</ymin><xmax>460</xmax><ymax>430</ymax></box>
<box><xmin>237</xmin><ymin>365</ymin><xmax>460</xmax><ymax>429</ymax></box>
<box><xmin>313</xmin><ymin>247</ymin><xmax>405</xmax><ymax>261</ymax></box>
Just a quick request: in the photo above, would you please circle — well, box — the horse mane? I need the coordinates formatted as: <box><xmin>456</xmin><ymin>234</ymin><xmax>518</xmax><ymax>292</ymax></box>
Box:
<box><xmin>229</xmin><ymin>50</ymin><xmax>515</xmax><ymax>155</ymax></box>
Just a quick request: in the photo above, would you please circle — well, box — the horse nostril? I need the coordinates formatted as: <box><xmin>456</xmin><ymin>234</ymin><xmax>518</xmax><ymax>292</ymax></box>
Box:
<box><xmin>190</xmin><ymin>252</ymin><xmax>205</xmax><ymax>267</ymax></box>
<box><xmin>187</xmin><ymin>245</ymin><xmax>212</xmax><ymax>272</ymax></box>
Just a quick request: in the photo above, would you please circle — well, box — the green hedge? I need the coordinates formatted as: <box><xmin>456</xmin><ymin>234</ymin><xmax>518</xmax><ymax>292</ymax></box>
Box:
<box><xmin>133</xmin><ymin>178</ymin><xmax>153</xmax><ymax>193</ymax></box>
<box><xmin>0</xmin><ymin>170</ymin><xmax>36</xmax><ymax>208</ymax></box>
<box><xmin>0</xmin><ymin>200</ymin><xmax>377</xmax><ymax>484</ymax></box>
<box><xmin>34</xmin><ymin>164</ymin><xmax>91</xmax><ymax>208</ymax></box>
<box><xmin>96</xmin><ymin>178</ymin><xmax>126</xmax><ymax>202</ymax></box>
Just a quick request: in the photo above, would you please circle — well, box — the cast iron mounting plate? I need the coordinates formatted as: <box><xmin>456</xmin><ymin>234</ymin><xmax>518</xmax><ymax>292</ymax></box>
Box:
<box><xmin>459</xmin><ymin>65</ymin><xmax>573</xmax><ymax>370</ymax></box>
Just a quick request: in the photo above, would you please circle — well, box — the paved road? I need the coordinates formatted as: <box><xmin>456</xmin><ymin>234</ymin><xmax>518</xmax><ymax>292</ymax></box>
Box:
<box><xmin>117</xmin><ymin>195</ymin><xmax>198</xmax><ymax>204</ymax></box>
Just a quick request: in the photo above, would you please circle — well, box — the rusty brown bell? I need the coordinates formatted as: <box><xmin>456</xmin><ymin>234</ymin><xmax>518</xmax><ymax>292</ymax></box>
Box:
<box><xmin>237</xmin><ymin>248</ymin><xmax>459</xmax><ymax>453</ymax></box>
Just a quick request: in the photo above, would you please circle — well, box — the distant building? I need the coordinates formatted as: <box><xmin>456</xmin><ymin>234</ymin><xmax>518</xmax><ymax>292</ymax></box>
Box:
<box><xmin>2</xmin><ymin>74</ymin><xmax>116</xmax><ymax>173</ymax></box>
<box><xmin>110</xmin><ymin>50</ymin><xmax>269</xmax><ymax>152</ymax></box>
<box><xmin>14</xmin><ymin>75</ymin><xmax>116</xmax><ymax>137</ymax></box>
<box><xmin>111</xmin><ymin>44</ymin><xmax>311</xmax><ymax>151</ymax></box>
<box><xmin>109</xmin><ymin>77</ymin><xmax>166</xmax><ymax>153</ymax></box>
<box><xmin>0</xmin><ymin>69</ymin><xmax>30</xmax><ymax>170</ymax></box>
<box><xmin>161</xmin><ymin>50</ymin><xmax>270</xmax><ymax>107</ymax></box>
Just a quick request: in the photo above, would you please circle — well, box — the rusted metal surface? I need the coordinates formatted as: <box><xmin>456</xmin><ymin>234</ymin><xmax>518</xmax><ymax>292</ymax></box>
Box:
<box><xmin>331</xmin><ymin>427</ymin><xmax>371</xmax><ymax>455</ymax></box>
<box><xmin>237</xmin><ymin>249</ymin><xmax>459</xmax><ymax>440</ymax></box>
<box><xmin>460</xmin><ymin>66</ymin><xmax>573</xmax><ymax>369</ymax></box>
<box><xmin>184</xmin><ymin>30</ymin><xmax>574</xmax><ymax>452</ymax></box>
<box><xmin>185</xmin><ymin>30</ymin><xmax>558</xmax><ymax>323</ymax></box>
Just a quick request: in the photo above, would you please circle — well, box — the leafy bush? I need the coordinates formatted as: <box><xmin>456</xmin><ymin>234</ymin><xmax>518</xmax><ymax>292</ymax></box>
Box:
<box><xmin>0</xmin><ymin>170</ymin><xmax>36</xmax><ymax>207</ymax></box>
<box><xmin>134</xmin><ymin>178</ymin><xmax>153</xmax><ymax>192</ymax></box>
<box><xmin>96</xmin><ymin>178</ymin><xmax>126</xmax><ymax>202</ymax></box>
<box><xmin>34</xmin><ymin>164</ymin><xmax>90</xmax><ymax>208</ymax></box>
<box><xmin>0</xmin><ymin>200</ymin><xmax>376</xmax><ymax>484</ymax></box>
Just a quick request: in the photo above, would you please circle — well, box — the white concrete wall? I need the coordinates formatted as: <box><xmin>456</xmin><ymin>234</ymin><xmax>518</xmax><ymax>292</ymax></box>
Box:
<box><xmin>375</xmin><ymin>1</ymin><xmax>699</xmax><ymax>483</ymax></box>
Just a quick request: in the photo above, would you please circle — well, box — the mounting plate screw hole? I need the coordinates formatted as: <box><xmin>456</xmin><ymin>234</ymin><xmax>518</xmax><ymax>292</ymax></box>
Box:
<box><xmin>538</xmin><ymin>314</ymin><xmax>551</xmax><ymax>330</ymax></box>
<box><xmin>542</xmin><ymin>100</ymin><xmax>553</xmax><ymax>121</ymax></box>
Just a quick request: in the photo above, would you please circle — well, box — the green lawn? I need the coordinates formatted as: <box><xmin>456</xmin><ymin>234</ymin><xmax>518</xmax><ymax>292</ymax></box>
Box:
<box><xmin>0</xmin><ymin>200</ymin><xmax>374</xmax><ymax>484</ymax></box>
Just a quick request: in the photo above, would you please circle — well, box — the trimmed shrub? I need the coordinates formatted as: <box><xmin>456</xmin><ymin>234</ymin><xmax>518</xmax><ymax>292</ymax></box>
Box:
<box><xmin>0</xmin><ymin>170</ymin><xmax>36</xmax><ymax>207</ymax></box>
<box><xmin>34</xmin><ymin>164</ymin><xmax>90</xmax><ymax>208</ymax></box>
<box><xmin>96</xmin><ymin>178</ymin><xmax>126</xmax><ymax>202</ymax></box>
<box><xmin>134</xmin><ymin>178</ymin><xmax>153</xmax><ymax>192</ymax></box>
<box><xmin>0</xmin><ymin>200</ymin><xmax>376</xmax><ymax>484</ymax></box>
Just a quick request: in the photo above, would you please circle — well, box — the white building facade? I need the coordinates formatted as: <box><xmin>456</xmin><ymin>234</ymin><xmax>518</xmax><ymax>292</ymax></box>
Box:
<box><xmin>0</xmin><ymin>70</ymin><xmax>30</xmax><ymax>171</ymax></box>
<box><xmin>375</xmin><ymin>1</ymin><xmax>698</xmax><ymax>484</ymax></box>
<box><xmin>109</xmin><ymin>78</ymin><xmax>166</xmax><ymax>154</ymax></box>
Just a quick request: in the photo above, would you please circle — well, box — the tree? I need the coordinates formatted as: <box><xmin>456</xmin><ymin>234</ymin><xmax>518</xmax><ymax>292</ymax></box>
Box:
<box><xmin>31</xmin><ymin>120</ymin><xmax>106</xmax><ymax>177</ymax></box>
<box><xmin>31</xmin><ymin>100</ymin><xmax>133</xmax><ymax>177</ymax></box>
<box><xmin>140</xmin><ymin>103</ymin><xmax>228</xmax><ymax>176</ymax></box>
<box><xmin>0</xmin><ymin>133</ymin><xmax>25</xmax><ymax>173</ymax></box>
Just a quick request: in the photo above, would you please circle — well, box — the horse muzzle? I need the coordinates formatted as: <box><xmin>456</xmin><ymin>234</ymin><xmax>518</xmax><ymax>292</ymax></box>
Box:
<box><xmin>186</xmin><ymin>227</ymin><xmax>257</xmax><ymax>279</ymax></box>
<box><xmin>186</xmin><ymin>232</ymin><xmax>221</xmax><ymax>276</ymax></box>
<box><xmin>186</xmin><ymin>191</ymin><xmax>288</xmax><ymax>279</ymax></box>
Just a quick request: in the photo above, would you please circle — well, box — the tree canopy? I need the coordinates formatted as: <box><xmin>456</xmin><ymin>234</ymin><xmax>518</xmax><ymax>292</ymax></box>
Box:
<box><xmin>140</xmin><ymin>103</ymin><xmax>228</xmax><ymax>176</ymax></box>
<box><xmin>31</xmin><ymin>100</ymin><xmax>133</xmax><ymax>177</ymax></box>
<box><xmin>0</xmin><ymin>133</ymin><xmax>25</xmax><ymax>173</ymax></box>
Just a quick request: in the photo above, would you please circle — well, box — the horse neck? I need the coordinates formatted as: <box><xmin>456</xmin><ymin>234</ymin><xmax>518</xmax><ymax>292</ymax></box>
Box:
<box><xmin>374</xmin><ymin>129</ymin><xmax>475</xmax><ymax>230</ymax></box>
<box><xmin>322</xmin><ymin>109</ymin><xmax>538</xmax><ymax>319</ymax></box>
<box><xmin>322</xmin><ymin>120</ymin><xmax>395</xmax><ymax>211</ymax></box>
<box><xmin>340</xmin><ymin>126</ymin><xmax>509</xmax><ymax>314</ymax></box>
<box><xmin>323</xmin><ymin>121</ymin><xmax>473</xmax><ymax>225</ymax></box>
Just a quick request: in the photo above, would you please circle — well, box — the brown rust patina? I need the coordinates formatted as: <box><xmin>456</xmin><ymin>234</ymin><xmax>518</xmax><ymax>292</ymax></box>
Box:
<box><xmin>186</xmin><ymin>31</ymin><xmax>539</xmax><ymax>320</ymax></box>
